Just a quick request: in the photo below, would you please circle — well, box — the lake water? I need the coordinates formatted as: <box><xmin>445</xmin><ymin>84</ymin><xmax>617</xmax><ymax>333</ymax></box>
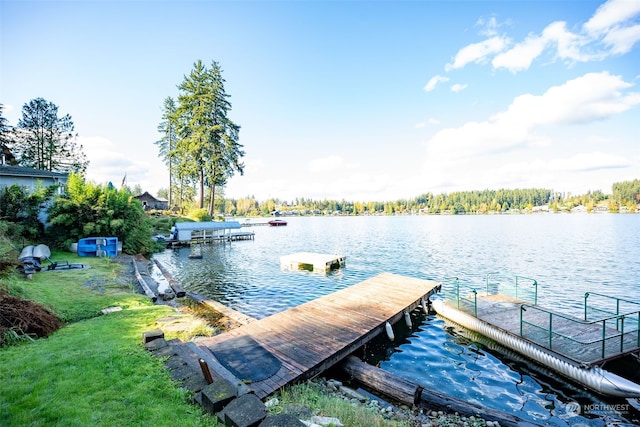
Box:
<box><xmin>153</xmin><ymin>214</ymin><xmax>640</xmax><ymax>426</ymax></box>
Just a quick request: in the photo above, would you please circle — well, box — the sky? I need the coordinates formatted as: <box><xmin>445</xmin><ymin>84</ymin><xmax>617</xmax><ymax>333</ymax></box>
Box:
<box><xmin>1</xmin><ymin>0</ymin><xmax>639</xmax><ymax>202</ymax></box>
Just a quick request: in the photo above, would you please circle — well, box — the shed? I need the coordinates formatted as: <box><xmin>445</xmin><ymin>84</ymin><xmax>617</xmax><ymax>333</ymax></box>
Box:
<box><xmin>171</xmin><ymin>221</ymin><xmax>241</xmax><ymax>242</ymax></box>
<box><xmin>134</xmin><ymin>191</ymin><xmax>169</xmax><ymax>210</ymax></box>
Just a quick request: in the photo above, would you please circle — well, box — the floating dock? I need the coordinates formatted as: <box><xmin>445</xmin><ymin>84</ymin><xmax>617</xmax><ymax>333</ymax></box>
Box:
<box><xmin>280</xmin><ymin>252</ymin><xmax>345</xmax><ymax>273</ymax></box>
<box><xmin>432</xmin><ymin>276</ymin><xmax>640</xmax><ymax>397</ymax></box>
<box><xmin>196</xmin><ymin>272</ymin><xmax>439</xmax><ymax>398</ymax></box>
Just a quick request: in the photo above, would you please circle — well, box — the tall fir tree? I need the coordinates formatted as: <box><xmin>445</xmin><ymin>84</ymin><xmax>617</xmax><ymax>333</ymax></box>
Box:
<box><xmin>14</xmin><ymin>98</ymin><xmax>88</xmax><ymax>173</ymax></box>
<box><xmin>155</xmin><ymin>96</ymin><xmax>177</xmax><ymax>207</ymax></box>
<box><xmin>0</xmin><ymin>104</ymin><xmax>16</xmax><ymax>163</ymax></box>
<box><xmin>173</xmin><ymin>60</ymin><xmax>244</xmax><ymax>215</ymax></box>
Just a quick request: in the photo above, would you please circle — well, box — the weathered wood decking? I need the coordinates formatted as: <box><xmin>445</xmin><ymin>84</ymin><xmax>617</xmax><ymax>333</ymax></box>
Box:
<box><xmin>465</xmin><ymin>294</ymin><xmax>640</xmax><ymax>365</ymax></box>
<box><xmin>197</xmin><ymin>272</ymin><xmax>439</xmax><ymax>398</ymax></box>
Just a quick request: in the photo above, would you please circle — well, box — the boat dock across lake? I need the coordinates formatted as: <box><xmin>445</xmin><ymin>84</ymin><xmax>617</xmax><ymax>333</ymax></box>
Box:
<box><xmin>195</xmin><ymin>272</ymin><xmax>439</xmax><ymax>398</ymax></box>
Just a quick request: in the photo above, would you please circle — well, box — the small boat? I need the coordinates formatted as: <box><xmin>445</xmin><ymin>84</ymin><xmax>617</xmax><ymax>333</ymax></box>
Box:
<box><xmin>268</xmin><ymin>219</ymin><xmax>287</xmax><ymax>227</ymax></box>
<box><xmin>18</xmin><ymin>244</ymin><xmax>51</xmax><ymax>279</ymax></box>
<box><xmin>77</xmin><ymin>237</ymin><xmax>118</xmax><ymax>257</ymax></box>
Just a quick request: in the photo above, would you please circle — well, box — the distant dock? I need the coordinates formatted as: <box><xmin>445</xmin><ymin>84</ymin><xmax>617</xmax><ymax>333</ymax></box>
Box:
<box><xmin>280</xmin><ymin>252</ymin><xmax>345</xmax><ymax>273</ymax></box>
<box><xmin>195</xmin><ymin>272</ymin><xmax>439</xmax><ymax>398</ymax></box>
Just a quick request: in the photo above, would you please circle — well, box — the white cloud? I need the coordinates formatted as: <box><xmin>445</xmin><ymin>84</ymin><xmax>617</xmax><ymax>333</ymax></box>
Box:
<box><xmin>428</xmin><ymin>117</ymin><xmax>440</xmax><ymax>125</ymax></box>
<box><xmin>492</xmin><ymin>33</ymin><xmax>548</xmax><ymax>72</ymax></box>
<box><xmin>476</xmin><ymin>16</ymin><xmax>502</xmax><ymax>37</ymax></box>
<box><xmin>426</xmin><ymin>72</ymin><xmax>639</xmax><ymax>161</ymax></box>
<box><xmin>446</xmin><ymin>36</ymin><xmax>509</xmax><ymax>70</ymax></box>
<box><xmin>2</xmin><ymin>104</ymin><xmax>16</xmax><ymax>115</ymax></box>
<box><xmin>493</xmin><ymin>72</ymin><xmax>639</xmax><ymax>126</ymax></box>
<box><xmin>424</xmin><ymin>75</ymin><xmax>449</xmax><ymax>92</ymax></box>
<box><xmin>81</xmin><ymin>135</ymin><xmax>166</xmax><ymax>194</ymax></box>
<box><xmin>583</xmin><ymin>0</ymin><xmax>640</xmax><ymax>35</ymax></box>
<box><xmin>446</xmin><ymin>0</ymin><xmax>640</xmax><ymax>74</ymax></box>
<box><xmin>602</xmin><ymin>23</ymin><xmax>640</xmax><ymax>54</ymax></box>
<box><xmin>543</xmin><ymin>21</ymin><xmax>588</xmax><ymax>62</ymax></box>
<box><xmin>450</xmin><ymin>83</ymin><xmax>468</xmax><ymax>92</ymax></box>
<box><xmin>548</xmin><ymin>152</ymin><xmax>631</xmax><ymax>172</ymax></box>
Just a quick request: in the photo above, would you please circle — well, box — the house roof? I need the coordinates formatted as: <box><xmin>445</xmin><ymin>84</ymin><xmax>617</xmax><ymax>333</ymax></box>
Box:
<box><xmin>0</xmin><ymin>164</ymin><xmax>69</xmax><ymax>179</ymax></box>
<box><xmin>133</xmin><ymin>191</ymin><xmax>168</xmax><ymax>202</ymax></box>
<box><xmin>174</xmin><ymin>221</ymin><xmax>241</xmax><ymax>231</ymax></box>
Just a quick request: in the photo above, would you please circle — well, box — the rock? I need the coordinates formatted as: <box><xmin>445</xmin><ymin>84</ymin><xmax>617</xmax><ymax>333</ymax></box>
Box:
<box><xmin>142</xmin><ymin>329</ymin><xmax>164</xmax><ymax>343</ymax></box>
<box><xmin>201</xmin><ymin>378</ymin><xmax>237</xmax><ymax>415</ymax></box>
<box><xmin>218</xmin><ymin>394</ymin><xmax>267</xmax><ymax>427</ymax></box>
<box><xmin>264</xmin><ymin>397</ymin><xmax>279</xmax><ymax>408</ymax></box>
<box><xmin>259</xmin><ymin>414</ymin><xmax>306</xmax><ymax>426</ymax></box>
<box><xmin>309</xmin><ymin>416</ymin><xmax>343</xmax><ymax>427</ymax></box>
<box><xmin>326</xmin><ymin>379</ymin><xmax>342</xmax><ymax>388</ymax></box>
<box><xmin>338</xmin><ymin>385</ymin><xmax>367</xmax><ymax>402</ymax></box>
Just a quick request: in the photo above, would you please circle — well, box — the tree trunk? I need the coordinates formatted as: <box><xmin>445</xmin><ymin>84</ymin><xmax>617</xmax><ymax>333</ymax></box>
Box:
<box><xmin>168</xmin><ymin>136</ymin><xmax>173</xmax><ymax>208</ymax></box>
<box><xmin>208</xmin><ymin>184</ymin><xmax>215</xmax><ymax>216</ymax></box>
<box><xmin>198</xmin><ymin>169</ymin><xmax>204</xmax><ymax>209</ymax></box>
<box><xmin>340</xmin><ymin>356</ymin><xmax>532</xmax><ymax>427</ymax></box>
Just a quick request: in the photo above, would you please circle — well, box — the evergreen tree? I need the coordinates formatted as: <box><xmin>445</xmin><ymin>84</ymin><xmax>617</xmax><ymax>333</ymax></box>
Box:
<box><xmin>155</xmin><ymin>96</ymin><xmax>177</xmax><ymax>207</ymax></box>
<box><xmin>174</xmin><ymin>60</ymin><xmax>244</xmax><ymax>215</ymax></box>
<box><xmin>0</xmin><ymin>104</ymin><xmax>15</xmax><ymax>157</ymax></box>
<box><xmin>13</xmin><ymin>98</ymin><xmax>88</xmax><ymax>173</ymax></box>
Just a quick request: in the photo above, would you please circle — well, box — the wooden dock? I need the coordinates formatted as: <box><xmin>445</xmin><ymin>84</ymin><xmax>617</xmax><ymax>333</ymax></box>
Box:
<box><xmin>196</xmin><ymin>273</ymin><xmax>439</xmax><ymax>398</ymax></box>
<box><xmin>280</xmin><ymin>252</ymin><xmax>346</xmax><ymax>273</ymax></box>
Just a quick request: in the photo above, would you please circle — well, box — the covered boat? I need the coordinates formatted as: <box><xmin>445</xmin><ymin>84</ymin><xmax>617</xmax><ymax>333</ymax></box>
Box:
<box><xmin>18</xmin><ymin>244</ymin><xmax>51</xmax><ymax>278</ymax></box>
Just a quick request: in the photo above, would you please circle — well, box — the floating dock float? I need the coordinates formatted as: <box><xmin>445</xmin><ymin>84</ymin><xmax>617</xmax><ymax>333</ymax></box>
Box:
<box><xmin>280</xmin><ymin>252</ymin><xmax>345</xmax><ymax>273</ymax></box>
<box><xmin>196</xmin><ymin>272</ymin><xmax>439</xmax><ymax>398</ymax></box>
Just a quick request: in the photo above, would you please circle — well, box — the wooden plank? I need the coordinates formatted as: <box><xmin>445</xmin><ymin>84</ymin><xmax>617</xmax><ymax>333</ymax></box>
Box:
<box><xmin>197</xmin><ymin>273</ymin><xmax>439</xmax><ymax>398</ymax></box>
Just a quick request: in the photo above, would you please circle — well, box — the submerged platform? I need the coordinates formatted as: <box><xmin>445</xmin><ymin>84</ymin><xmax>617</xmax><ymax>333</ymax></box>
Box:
<box><xmin>280</xmin><ymin>252</ymin><xmax>345</xmax><ymax>273</ymax></box>
<box><xmin>196</xmin><ymin>272</ymin><xmax>439</xmax><ymax>398</ymax></box>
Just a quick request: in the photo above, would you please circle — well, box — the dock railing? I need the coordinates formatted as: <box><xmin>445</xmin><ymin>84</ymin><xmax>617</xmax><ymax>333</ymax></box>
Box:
<box><xmin>519</xmin><ymin>301</ymin><xmax>640</xmax><ymax>364</ymax></box>
<box><xmin>584</xmin><ymin>292</ymin><xmax>640</xmax><ymax>322</ymax></box>
<box><xmin>484</xmin><ymin>273</ymin><xmax>538</xmax><ymax>305</ymax></box>
<box><xmin>445</xmin><ymin>277</ymin><xmax>479</xmax><ymax>316</ymax></box>
<box><xmin>445</xmin><ymin>273</ymin><xmax>538</xmax><ymax>317</ymax></box>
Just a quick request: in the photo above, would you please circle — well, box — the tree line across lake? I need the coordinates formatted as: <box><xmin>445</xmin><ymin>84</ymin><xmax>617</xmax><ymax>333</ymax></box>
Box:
<box><xmin>209</xmin><ymin>181</ymin><xmax>640</xmax><ymax>217</ymax></box>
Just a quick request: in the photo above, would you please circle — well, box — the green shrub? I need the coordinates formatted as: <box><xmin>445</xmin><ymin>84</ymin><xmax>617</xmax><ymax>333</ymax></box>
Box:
<box><xmin>46</xmin><ymin>174</ymin><xmax>159</xmax><ymax>256</ymax></box>
<box><xmin>187</xmin><ymin>208</ymin><xmax>212</xmax><ymax>222</ymax></box>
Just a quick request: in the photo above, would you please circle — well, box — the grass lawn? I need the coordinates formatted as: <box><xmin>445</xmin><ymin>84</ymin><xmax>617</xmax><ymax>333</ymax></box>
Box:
<box><xmin>0</xmin><ymin>252</ymin><xmax>219</xmax><ymax>427</ymax></box>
